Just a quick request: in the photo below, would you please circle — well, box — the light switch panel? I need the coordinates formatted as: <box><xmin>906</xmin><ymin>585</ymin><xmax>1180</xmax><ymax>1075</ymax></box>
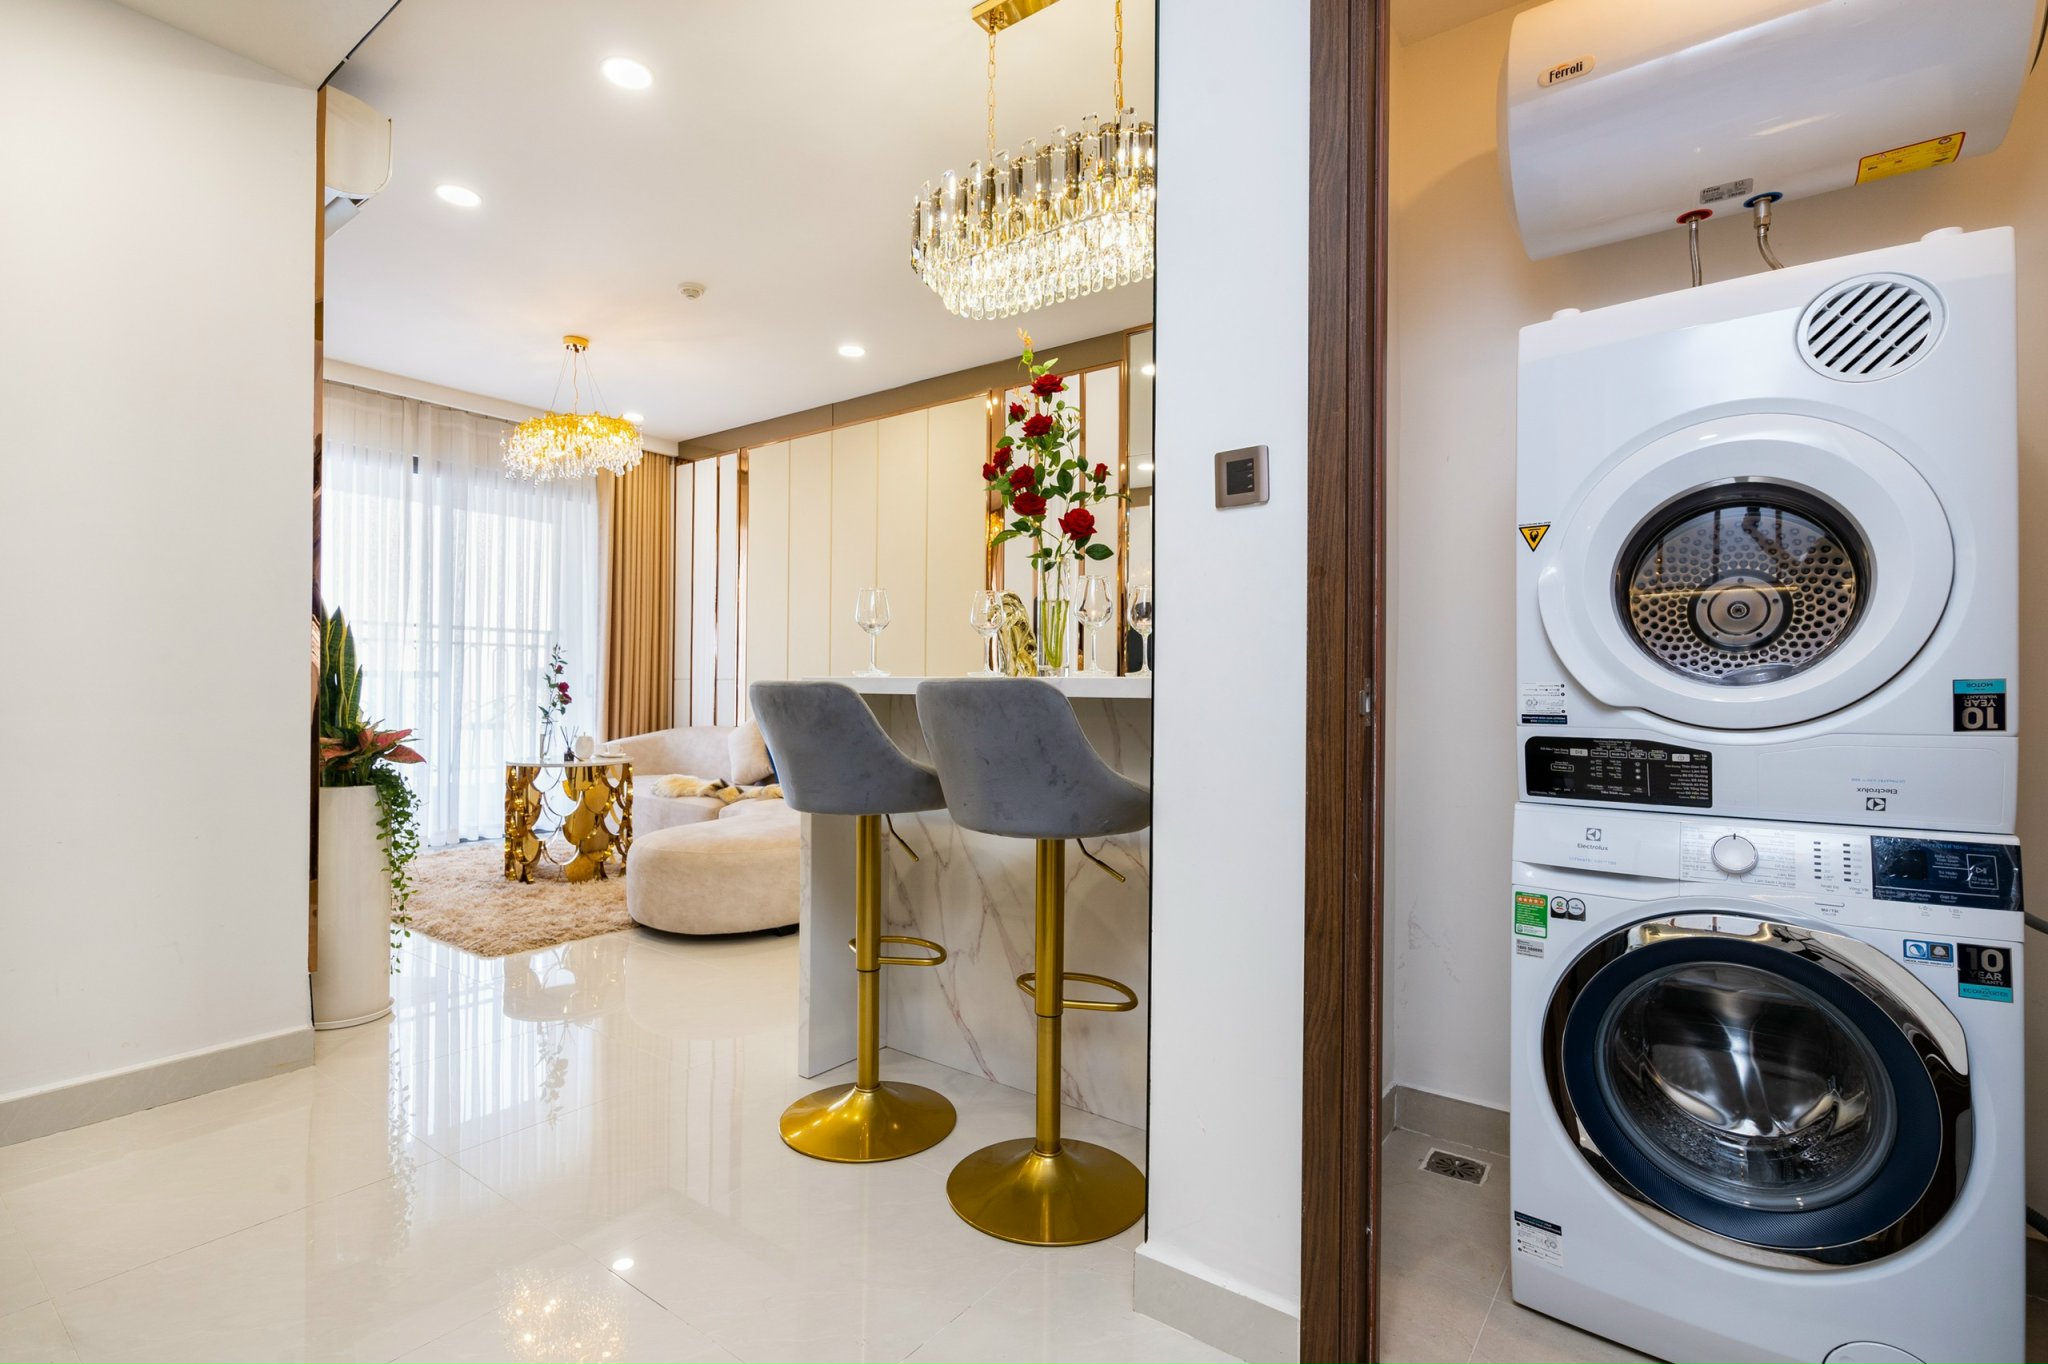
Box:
<box><xmin>1214</xmin><ymin>445</ymin><xmax>1269</xmax><ymax>508</ymax></box>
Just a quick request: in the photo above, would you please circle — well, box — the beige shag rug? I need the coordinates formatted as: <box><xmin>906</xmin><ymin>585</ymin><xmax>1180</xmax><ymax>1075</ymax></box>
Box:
<box><xmin>403</xmin><ymin>839</ymin><xmax>633</xmax><ymax>957</ymax></box>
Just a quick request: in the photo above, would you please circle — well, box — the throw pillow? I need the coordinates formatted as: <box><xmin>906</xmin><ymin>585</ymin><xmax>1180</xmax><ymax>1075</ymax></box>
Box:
<box><xmin>729</xmin><ymin>720</ymin><xmax>774</xmax><ymax>786</ymax></box>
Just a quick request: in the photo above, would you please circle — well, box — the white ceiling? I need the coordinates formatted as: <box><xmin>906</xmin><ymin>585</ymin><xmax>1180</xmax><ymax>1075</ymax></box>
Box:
<box><xmin>115</xmin><ymin>0</ymin><xmax>392</xmax><ymax>86</ymax></box>
<box><xmin>323</xmin><ymin>0</ymin><xmax>1156</xmax><ymax>443</ymax></box>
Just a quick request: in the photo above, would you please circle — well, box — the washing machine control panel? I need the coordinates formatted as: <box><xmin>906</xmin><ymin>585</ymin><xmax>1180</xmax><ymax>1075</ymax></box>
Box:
<box><xmin>1871</xmin><ymin>836</ymin><xmax>2022</xmax><ymax>910</ymax></box>
<box><xmin>1709</xmin><ymin>834</ymin><xmax>1758</xmax><ymax>874</ymax></box>
<box><xmin>1679</xmin><ymin>823</ymin><xmax>1871</xmax><ymax>895</ymax></box>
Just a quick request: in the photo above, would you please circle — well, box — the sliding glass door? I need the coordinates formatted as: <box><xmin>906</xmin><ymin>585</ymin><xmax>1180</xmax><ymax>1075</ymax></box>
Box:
<box><xmin>322</xmin><ymin>383</ymin><xmax>600</xmax><ymax>845</ymax></box>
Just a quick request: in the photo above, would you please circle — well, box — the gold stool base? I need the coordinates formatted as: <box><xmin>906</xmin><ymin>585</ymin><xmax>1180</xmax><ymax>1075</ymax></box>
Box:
<box><xmin>779</xmin><ymin>1081</ymin><xmax>957</xmax><ymax>1163</ymax></box>
<box><xmin>946</xmin><ymin>1138</ymin><xmax>1147</xmax><ymax>1246</ymax></box>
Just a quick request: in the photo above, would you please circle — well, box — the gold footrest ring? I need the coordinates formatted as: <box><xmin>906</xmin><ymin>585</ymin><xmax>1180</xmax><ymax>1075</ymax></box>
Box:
<box><xmin>947</xmin><ymin>1136</ymin><xmax>1147</xmax><ymax>1245</ymax></box>
<box><xmin>780</xmin><ymin>1080</ymin><xmax>957</xmax><ymax>1162</ymax></box>
<box><xmin>1013</xmin><ymin>971</ymin><xmax>1139</xmax><ymax>1012</ymax></box>
<box><xmin>845</xmin><ymin>935</ymin><xmax>949</xmax><ymax>967</ymax></box>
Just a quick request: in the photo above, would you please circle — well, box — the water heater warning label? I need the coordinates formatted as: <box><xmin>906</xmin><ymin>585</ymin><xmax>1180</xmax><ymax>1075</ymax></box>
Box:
<box><xmin>1856</xmin><ymin>132</ymin><xmax>1965</xmax><ymax>185</ymax></box>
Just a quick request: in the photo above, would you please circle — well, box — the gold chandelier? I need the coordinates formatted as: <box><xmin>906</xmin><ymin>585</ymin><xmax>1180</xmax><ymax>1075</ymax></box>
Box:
<box><xmin>502</xmin><ymin>336</ymin><xmax>643</xmax><ymax>481</ymax></box>
<box><xmin>909</xmin><ymin>0</ymin><xmax>1154</xmax><ymax>320</ymax></box>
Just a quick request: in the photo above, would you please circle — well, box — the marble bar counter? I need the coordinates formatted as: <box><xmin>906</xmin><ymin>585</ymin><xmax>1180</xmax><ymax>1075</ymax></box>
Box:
<box><xmin>797</xmin><ymin>674</ymin><xmax>1152</xmax><ymax>1128</ymax></box>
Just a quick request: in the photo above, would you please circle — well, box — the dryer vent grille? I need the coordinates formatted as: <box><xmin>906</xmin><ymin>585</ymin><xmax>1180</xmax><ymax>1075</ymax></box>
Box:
<box><xmin>1796</xmin><ymin>274</ymin><xmax>1944</xmax><ymax>382</ymax></box>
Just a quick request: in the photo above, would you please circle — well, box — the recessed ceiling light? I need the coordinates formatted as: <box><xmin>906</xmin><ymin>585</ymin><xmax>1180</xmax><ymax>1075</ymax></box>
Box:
<box><xmin>602</xmin><ymin>57</ymin><xmax>653</xmax><ymax>90</ymax></box>
<box><xmin>838</xmin><ymin>343</ymin><xmax>866</xmax><ymax>358</ymax></box>
<box><xmin>1139</xmin><ymin>362</ymin><xmax>1155</xmax><ymax>377</ymax></box>
<box><xmin>610</xmin><ymin>1257</ymin><xmax>635</xmax><ymax>1272</ymax></box>
<box><xmin>622</xmin><ymin>411</ymin><xmax>645</xmax><ymax>424</ymax></box>
<box><xmin>435</xmin><ymin>184</ymin><xmax>481</xmax><ymax>208</ymax></box>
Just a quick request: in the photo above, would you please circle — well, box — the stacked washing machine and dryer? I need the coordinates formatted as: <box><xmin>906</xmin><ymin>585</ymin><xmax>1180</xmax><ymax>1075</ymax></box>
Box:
<box><xmin>1499</xmin><ymin>3</ymin><xmax>2036</xmax><ymax>1361</ymax></box>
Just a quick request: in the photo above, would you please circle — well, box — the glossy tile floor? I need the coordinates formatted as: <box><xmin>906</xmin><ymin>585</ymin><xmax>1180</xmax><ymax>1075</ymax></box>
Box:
<box><xmin>1379</xmin><ymin>1123</ymin><xmax>2048</xmax><ymax>1364</ymax></box>
<box><xmin>0</xmin><ymin>927</ymin><xmax>1233</xmax><ymax>1363</ymax></box>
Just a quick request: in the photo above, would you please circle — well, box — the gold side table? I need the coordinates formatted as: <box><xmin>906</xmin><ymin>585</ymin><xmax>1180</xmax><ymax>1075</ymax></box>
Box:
<box><xmin>503</xmin><ymin>758</ymin><xmax>634</xmax><ymax>884</ymax></box>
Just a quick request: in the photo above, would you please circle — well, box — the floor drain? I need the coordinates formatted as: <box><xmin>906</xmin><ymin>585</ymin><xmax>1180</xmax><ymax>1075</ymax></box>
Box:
<box><xmin>1422</xmin><ymin>1149</ymin><xmax>1490</xmax><ymax>1185</ymax></box>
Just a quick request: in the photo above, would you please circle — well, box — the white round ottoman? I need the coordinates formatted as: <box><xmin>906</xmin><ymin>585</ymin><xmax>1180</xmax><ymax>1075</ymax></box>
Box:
<box><xmin>626</xmin><ymin>800</ymin><xmax>801</xmax><ymax>935</ymax></box>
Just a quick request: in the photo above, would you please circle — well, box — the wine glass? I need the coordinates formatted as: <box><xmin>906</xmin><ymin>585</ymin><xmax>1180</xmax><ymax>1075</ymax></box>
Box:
<box><xmin>1128</xmin><ymin>582</ymin><xmax>1154</xmax><ymax>677</ymax></box>
<box><xmin>968</xmin><ymin>589</ymin><xmax>1004</xmax><ymax>675</ymax></box>
<box><xmin>1078</xmin><ymin>574</ymin><xmax>1115</xmax><ymax>676</ymax></box>
<box><xmin>853</xmin><ymin>588</ymin><xmax>891</xmax><ymax>677</ymax></box>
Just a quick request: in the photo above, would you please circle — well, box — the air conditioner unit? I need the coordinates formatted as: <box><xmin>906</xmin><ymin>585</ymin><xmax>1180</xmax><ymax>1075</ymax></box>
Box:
<box><xmin>322</xmin><ymin>87</ymin><xmax>392</xmax><ymax>237</ymax></box>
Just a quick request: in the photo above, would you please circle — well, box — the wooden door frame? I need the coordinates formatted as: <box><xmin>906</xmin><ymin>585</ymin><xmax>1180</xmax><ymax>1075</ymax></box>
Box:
<box><xmin>1301</xmin><ymin>0</ymin><xmax>1388</xmax><ymax>1359</ymax></box>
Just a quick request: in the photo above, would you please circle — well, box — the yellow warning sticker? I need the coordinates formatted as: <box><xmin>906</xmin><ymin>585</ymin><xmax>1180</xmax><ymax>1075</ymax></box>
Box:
<box><xmin>1856</xmin><ymin>132</ymin><xmax>1965</xmax><ymax>186</ymax></box>
<box><xmin>1519</xmin><ymin>523</ymin><xmax>1550</xmax><ymax>552</ymax></box>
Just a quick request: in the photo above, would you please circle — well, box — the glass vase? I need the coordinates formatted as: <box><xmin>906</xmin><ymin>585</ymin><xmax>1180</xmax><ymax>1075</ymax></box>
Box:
<box><xmin>1036</xmin><ymin>561</ymin><xmax>1074</xmax><ymax>677</ymax></box>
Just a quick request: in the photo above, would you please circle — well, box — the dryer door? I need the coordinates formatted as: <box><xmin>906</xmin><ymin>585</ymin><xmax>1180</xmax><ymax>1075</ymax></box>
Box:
<box><xmin>1537</xmin><ymin>414</ymin><xmax>1955</xmax><ymax>729</ymax></box>
<box><xmin>1544</xmin><ymin>910</ymin><xmax>1970</xmax><ymax>1266</ymax></box>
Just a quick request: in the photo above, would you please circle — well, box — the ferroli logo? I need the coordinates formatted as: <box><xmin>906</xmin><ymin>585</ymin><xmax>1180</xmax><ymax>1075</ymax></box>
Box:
<box><xmin>1540</xmin><ymin>54</ymin><xmax>1594</xmax><ymax>88</ymax></box>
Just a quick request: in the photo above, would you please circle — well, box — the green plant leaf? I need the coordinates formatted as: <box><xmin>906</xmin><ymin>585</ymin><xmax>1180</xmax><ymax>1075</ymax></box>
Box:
<box><xmin>1086</xmin><ymin>543</ymin><xmax>1114</xmax><ymax>560</ymax></box>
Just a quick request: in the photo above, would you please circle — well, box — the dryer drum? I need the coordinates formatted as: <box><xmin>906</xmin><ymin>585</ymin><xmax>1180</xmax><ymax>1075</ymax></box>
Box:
<box><xmin>1616</xmin><ymin>484</ymin><xmax>1868</xmax><ymax>687</ymax></box>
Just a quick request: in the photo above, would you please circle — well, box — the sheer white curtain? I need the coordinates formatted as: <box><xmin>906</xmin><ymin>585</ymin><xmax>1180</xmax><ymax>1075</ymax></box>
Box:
<box><xmin>322</xmin><ymin>383</ymin><xmax>600</xmax><ymax>846</ymax></box>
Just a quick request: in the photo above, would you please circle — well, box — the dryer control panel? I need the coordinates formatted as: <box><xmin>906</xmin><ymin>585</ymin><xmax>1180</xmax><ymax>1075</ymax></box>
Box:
<box><xmin>1525</xmin><ymin>736</ymin><xmax>1712</xmax><ymax>808</ymax></box>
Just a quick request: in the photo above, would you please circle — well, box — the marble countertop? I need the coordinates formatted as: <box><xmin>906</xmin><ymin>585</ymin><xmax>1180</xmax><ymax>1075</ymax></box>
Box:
<box><xmin>807</xmin><ymin>673</ymin><xmax>1152</xmax><ymax>700</ymax></box>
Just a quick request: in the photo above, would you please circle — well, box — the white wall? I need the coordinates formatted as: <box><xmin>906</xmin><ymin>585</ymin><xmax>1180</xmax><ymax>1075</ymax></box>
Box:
<box><xmin>742</xmin><ymin>397</ymin><xmax>989</xmax><ymax>694</ymax></box>
<box><xmin>1385</xmin><ymin>3</ymin><xmax>2048</xmax><ymax>1208</ymax></box>
<box><xmin>1138</xmin><ymin>0</ymin><xmax>1307</xmax><ymax>1357</ymax></box>
<box><xmin>0</xmin><ymin>0</ymin><xmax>315</xmax><ymax>1127</ymax></box>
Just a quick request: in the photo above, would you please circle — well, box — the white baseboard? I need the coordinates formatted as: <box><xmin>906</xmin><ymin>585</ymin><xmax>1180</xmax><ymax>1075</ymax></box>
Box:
<box><xmin>1135</xmin><ymin>1243</ymin><xmax>1300</xmax><ymax>1363</ymax></box>
<box><xmin>1385</xmin><ymin>1083</ymin><xmax>1510</xmax><ymax>1155</ymax></box>
<box><xmin>0</xmin><ymin>1026</ymin><xmax>314</xmax><ymax>1146</ymax></box>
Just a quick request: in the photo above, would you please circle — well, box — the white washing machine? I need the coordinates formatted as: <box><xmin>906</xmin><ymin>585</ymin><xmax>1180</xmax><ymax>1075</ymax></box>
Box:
<box><xmin>1509</xmin><ymin>801</ymin><xmax>2024</xmax><ymax>1363</ymax></box>
<box><xmin>1516</xmin><ymin>226</ymin><xmax>2018</xmax><ymax>833</ymax></box>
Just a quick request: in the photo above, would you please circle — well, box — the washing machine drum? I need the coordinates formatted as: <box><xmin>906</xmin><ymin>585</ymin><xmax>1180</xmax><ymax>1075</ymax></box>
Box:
<box><xmin>1547</xmin><ymin>915</ymin><xmax>1971</xmax><ymax>1264</ymax></box>
<box><xmin>1538</xmin><ymin>414</ymin><xmax>1955</xmax><ymax>730</ymax></box>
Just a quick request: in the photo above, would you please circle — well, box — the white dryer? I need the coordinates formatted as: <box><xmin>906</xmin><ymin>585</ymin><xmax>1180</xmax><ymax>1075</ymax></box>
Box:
<box><xmin>1516</xmin><ymin>227</ymin><xmax>2018</xmax><ymax>832</ymax></box>
<box><xmin>1509</xmin><ymin>802</ymin><xmax>2024</xmax><ymax>1364</ymax></box>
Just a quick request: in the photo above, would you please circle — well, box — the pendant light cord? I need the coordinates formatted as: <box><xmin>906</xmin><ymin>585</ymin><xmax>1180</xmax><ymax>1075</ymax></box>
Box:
<box><xmin>1113</xmin><ymin>0</ymin><xmax>1124</xmax><ymax>114</ymax></box>
<box><xmin>986</xmin><ymin>26</ymin><xmax>998</xmax><ymax>166</ymax></box>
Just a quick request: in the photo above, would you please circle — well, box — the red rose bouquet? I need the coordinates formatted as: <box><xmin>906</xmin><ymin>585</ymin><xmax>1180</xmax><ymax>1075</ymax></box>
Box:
<box><xmin>983</xmin><ymin>330</ymin><xmax>1124</xmax><ymax>674</ymax></box>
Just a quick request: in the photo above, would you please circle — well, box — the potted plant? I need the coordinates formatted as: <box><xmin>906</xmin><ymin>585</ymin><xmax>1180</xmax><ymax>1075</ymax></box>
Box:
<box><xmin>983</xmin><ymin>330</ymin><xmax>1123</xmax><ymax>675</ymax></box>
<box><xmin>313</xmin><ymin>608</ymin><xmax>423</xmax><ymax>1028</ymax></box>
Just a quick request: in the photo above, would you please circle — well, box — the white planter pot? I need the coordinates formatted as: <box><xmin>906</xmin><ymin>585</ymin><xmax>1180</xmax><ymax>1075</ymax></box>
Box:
<box><xmin>312</xmin><ymin>785</ymin><xmax>395</xmax><ymax>1029</ymax></box>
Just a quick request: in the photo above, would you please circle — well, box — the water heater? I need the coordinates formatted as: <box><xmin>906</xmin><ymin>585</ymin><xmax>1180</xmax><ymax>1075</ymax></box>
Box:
<box><xmin>1500</xmin><ymin>0</ymin><xmax>2042</xmax><ymax>259</ymax></box>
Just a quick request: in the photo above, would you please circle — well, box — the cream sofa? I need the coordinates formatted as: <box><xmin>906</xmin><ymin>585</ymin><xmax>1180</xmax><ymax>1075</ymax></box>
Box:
<box><xmin>607</xmin><ymin>722</ymin><xmax>799</xmax><ymax>935</ymax></box>
<box><xmin>605</xmin><ymin>722</ymin><xmax>773</xmax><ymax>833</ymax></box>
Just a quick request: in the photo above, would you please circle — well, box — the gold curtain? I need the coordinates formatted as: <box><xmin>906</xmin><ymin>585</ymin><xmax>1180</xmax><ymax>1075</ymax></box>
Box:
<box><xmin>601</xmin><ymin>455</ymin><xmax>675</xmax><ymax>739</ymax></box>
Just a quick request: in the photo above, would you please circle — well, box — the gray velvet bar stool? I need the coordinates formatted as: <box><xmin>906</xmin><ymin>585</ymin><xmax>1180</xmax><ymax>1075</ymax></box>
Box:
<box><xmin>915</xmin><ymin>677</ymin><xmax>1149</xmax><ymax>1246</ymax></box>
<box><xmin>750</xmin><ymin>681</ymin><xmax>956</xmax><ymax>1162</ymax></box>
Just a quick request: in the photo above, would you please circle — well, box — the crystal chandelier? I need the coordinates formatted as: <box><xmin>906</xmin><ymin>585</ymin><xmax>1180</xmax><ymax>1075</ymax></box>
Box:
<box><xmin>503</xmin><ymin>336</ymin><xmax>643</xmax><ymax>481</ymax></box>
<box><xmin>909</xmin><ymin>0</ymin><xmax>1154</xmax><ymax>320</ymax></box>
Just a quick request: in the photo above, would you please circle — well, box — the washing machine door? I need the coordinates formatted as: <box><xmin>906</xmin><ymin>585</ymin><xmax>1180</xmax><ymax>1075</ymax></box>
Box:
<box><xmin>1545</xmin><ymin>910</ymin><xmax>1970</xmax><ymax>1266</ymax></box>
<box><xmin>1538</xmin><ymin>414</ymin><xmax>1955</xmax><ymax>729</ymax></box>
